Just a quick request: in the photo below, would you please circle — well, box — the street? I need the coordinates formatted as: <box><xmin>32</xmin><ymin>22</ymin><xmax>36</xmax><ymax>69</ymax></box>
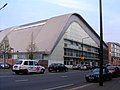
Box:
<box><xmin>0</xmin><ymin>69</ymin><xmax>89</xmax><ymax>90</ymax></box>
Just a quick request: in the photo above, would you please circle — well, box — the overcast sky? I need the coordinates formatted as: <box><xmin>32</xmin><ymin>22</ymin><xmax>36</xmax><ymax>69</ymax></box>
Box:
<box><xmin>0</xmin><ymin>0</ymin><xmax>120</xmax><ymax>43</ymax></box>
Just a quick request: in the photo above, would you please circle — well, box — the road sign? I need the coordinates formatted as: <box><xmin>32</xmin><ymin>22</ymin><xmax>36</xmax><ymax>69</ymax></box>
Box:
<box><xmin>80</xmin><ymin>56</ymin><xmax>85</xmax><ymax>60</ymax></box>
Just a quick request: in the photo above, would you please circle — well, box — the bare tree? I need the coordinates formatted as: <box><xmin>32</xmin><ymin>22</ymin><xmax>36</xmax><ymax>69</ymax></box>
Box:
<box><xmin>26</xmin><ymin>32</ymin><xmax>37</xmax><ymax>59</ymax></box>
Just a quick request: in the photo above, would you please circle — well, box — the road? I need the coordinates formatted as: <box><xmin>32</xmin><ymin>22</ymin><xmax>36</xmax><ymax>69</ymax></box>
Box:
<box><xmin>0</xmin><ymin>69</ymin><xmax>90</xmax><ymax>90</ymax></box>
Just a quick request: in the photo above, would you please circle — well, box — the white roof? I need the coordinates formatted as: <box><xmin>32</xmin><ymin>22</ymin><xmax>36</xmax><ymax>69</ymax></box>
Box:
<box><xmin>0</xmin><ymin>13</ymin><xmax>107</xmax><ymax>53</ymax></box>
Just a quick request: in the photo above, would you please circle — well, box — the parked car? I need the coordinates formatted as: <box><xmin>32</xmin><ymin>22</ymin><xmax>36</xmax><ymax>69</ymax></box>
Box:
<box><xmin>0</xmin><ymin>62</ymin><xmax>11</xmax><ymax>69</ymax></box>
<box><xmin>85</xmin><ymin>67</ymin><xmax>112</xmax><ymax>82</ymax></box>
<box><xmin>80</xmin><ymin>65</ymin><xmax>87</xmax><ymax>70</ymax></box>
<box><xmin>72</xmin><ymin>64</ymin><xmax>81</xmax><ymax>70</ymax></box>
<box><xmin>12</xmin><ymin>59</ymin><xmax>45</xmax><ymax>74</ymax></box>
<box><xmin>79</xmin><ymin>64</ymin><xmax>92</xmax><ymax>70</ymax></box>
<box><xmin>107</xmin><ymin>66</ymin><xmax>120</xmax><ymax>77</ymax></box>
<box><xmin>48</xmin><ymin>63</ymin><xmax>68</xmax><ymax>72</ymax></box>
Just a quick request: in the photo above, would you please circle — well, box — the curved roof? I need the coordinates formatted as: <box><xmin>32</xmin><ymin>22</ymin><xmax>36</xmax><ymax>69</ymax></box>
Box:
<box><xmin>0</xmin><ymin>13</ymin><xmax>107</xmax><ymax>53</ymax></box>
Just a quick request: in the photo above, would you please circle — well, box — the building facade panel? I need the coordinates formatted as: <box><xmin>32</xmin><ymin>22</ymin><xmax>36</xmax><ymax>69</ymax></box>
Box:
<box><xmin>107</xmin><ymin>42</ymin><xmax>120</xmax><ymax>65</ymax></box>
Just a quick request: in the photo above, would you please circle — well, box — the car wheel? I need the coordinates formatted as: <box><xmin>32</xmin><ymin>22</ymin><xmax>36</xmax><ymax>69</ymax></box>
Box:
<box><xmin>65</xmin><ymin>68</ymin><xmax>68</xmax><ymax>72</ymax></box>
<box><xmin>56</xmin><ymin>69</ymin><xmax>59</xmax><ymax>72</ymax></box>
<box><xmin>15</xmin><ymin>71</ymin><xmax>19</xmax><ymax>75</ymax></box>
<box><xmin>109</xmin><ymin>76</ymin><xmax>112</xmax><ymax>80</ymax></box>
<box><xmin>49</xmin><ymin>70</ymin><xmax>52</xmax><ymax>72</ymax></box>
<box><xmin>40</xmin><ymin>69</ymin><xmax>45</xmax><ymax>74</ymax></box>
<box><xmin>22</xmin><ymin>69</ymin><xmax>28</xmax><ymax>74</ymax></box>
<box><xmin>86</xmin><ymin>78</ymin><xmax>90</xmax><ymax>82</ymax></box>
<box><xmin>25</xmin><ymin>70</ymin><xmax>29</xmax><ymax>74</ymax></box>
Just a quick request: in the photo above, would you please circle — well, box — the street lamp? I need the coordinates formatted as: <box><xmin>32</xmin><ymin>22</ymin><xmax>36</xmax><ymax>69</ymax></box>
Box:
<box><xmin>99</xmin><ymin>0</ymin><xmax>104</xmax><ymax>86</ymax></box>
<box><xmin>81</xmin><ymin>37</ymin><xmax>89</xmax><ymax>64</ymax></box>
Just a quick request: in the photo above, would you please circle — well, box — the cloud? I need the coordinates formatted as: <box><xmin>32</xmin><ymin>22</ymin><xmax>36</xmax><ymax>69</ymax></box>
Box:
<box><xmin>43</xmin><ymin>0</ymin><xmax>97</xmax><ymax>12</ymax></box>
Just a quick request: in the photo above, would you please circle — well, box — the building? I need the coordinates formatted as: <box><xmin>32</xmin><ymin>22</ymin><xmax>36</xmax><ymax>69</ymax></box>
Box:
<box><xmin>0</xmin><ymin>13</ymin><xmax>108</xmax><ymax>67</ymax></box>
<box><xmin>107</xmin><ymin>42</ymin><xmax>120</xmax><ymax>65</ymax></box>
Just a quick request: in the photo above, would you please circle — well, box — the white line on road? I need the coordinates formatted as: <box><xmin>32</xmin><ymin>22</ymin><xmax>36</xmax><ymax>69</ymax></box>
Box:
<box><xmin>15</xmin><ymin>79</ymin><xmax>28</xmax><ymax>82</ymax></box>
<box><xmin>44</xmin><ymin>84</ymin><xmax>74</xmax><ymax>90</ymax></box>
<box><xmin>61</xmin><ymin>75</ymin><xmax>68</xmax><ymax>78</ymax></box>
<box><xmin>69</xmin><ymin>83</ymin><xmax>94</xmax><ymax>90</ymax></box>
<box><xmin>0</xmin><ymin>76</ymin><xmax>13</xmax><ymax>78</ymax></box>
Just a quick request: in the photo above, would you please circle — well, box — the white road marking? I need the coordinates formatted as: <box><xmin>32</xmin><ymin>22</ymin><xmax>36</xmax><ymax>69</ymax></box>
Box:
<box><xmin>0</xmin><ymin>76</ymin><xmax>13</xmax><ymax>78</ymax></box>
<box><xmin>69</xmin><ymin>83</ymin><xmax>94</xmax><ymax>90</ymax></box>
<box><xmin>61</xmin><ymin>75</ymin><xmax>68</xmax><ymax>78</ymax></box>
<box><xmin>15</xmin><ymin>79</ymin><xmax>28</xmax><ymax>82</ymax></box>
<box><xmin>44</xmin><ymin>84</ymin><xmax>74</xmax><ymax>90</ymax></box>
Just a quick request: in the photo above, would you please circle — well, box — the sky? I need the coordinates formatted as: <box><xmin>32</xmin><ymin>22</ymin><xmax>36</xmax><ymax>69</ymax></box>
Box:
<box><xmin>0</xmin><ymin>0</ymin><xmax>120</xmax><ymax>43</ymax></box>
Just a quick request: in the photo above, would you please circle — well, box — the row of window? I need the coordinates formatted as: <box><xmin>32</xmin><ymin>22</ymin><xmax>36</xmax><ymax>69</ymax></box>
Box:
<box><xmin>111</xmin><ymin>48</ymin><xmax>120</xmax><ymax>53</ymax></box>
<box><xmin>64</xmin><ymin>39</ymin><xmax>99</xmax><ymax>53</ymax></box>
<box><xmin>111</xmin><ymin>52</ymin><xmax>120</xmax><ymax>57</ymax></box>
<box><xmin>64</xmin><ymin>48</ymin><xmax>99</xmax><ymax>58</ymax></box>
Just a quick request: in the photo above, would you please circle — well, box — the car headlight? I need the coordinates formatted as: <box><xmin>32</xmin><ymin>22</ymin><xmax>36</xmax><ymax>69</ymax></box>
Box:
<box><xmin>85</xmin><ymin>75</ymin><xmax>90</xmax><ymax>77</ymax></box>
<box><xmin>95</xmin><ymin>74</ymin><xmax>99</xmax><ymax>77</ymax></box>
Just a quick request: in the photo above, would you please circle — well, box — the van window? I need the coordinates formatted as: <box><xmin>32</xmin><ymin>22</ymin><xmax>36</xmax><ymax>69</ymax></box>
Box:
<box><xmin>24</xmin><ymin>61</ymin><xmax>28</xmax><ymax>65</ymax></box>
<box><xmin>34</xmin><ymin>62</ymin><xmax>39</xmax><ymax>66</ymax></box>
<box><xmin>29</xmin><ymin>61</ymin><xmax>33</xmax><ymax>65</ymax></box>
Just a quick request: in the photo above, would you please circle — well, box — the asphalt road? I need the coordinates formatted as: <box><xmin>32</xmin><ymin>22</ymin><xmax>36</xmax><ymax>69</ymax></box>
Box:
<box><xmin>0</xmin><ymin>69</ymin><xmax>90</xmax><ymax>90</ymax></box>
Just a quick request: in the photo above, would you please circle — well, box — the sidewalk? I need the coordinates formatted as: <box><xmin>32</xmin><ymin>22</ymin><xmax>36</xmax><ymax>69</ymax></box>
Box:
<box><xmin>0</xmin><ymin>69</ymin><xmax>12</xmax><ymax>75</ymax></box>
<box><xmin>75</xmin><ymin>78</ymin><xmax>120</xmax><ymax>90</ymax></box>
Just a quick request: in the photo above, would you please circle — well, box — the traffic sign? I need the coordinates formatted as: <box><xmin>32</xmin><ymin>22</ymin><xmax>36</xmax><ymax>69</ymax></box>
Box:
<box><xmin>80</xmin><ymin>56</ymin><xmax>85</xmax><ymax>60</ymax></box>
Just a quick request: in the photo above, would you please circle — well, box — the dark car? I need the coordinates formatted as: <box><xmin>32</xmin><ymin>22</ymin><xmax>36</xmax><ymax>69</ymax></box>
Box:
<box><xmin>48</xmin><ymin>63</ymin><xmax>68</xmax><ymax>72</ymax></box>
<box><xmin>0</xmin><ymin>62</ymin><xmax>11</xmax><ymax>69</ymax></box>
<box><xmin>107</xmin><ymin>66</ymin><xmax>120</xmax><ymax>77</ymax></box>
<box><xmin>85</xmin><ymin>67</ymin><xmax>112</xmax><ymax>82</ymax></box>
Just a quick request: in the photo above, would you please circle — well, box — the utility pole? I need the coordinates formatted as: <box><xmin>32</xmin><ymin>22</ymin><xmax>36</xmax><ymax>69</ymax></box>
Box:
<box><xmin>99</xmin><ymin>0</ymin><xmax>104</xmax><ymax>86</ymax></box>
<box><xmin>0</xmin><ymin>3</ymin><xmax>8</xmax><ymax>68</ymax></box>
<box><xmin>81</xmin><ymin>37</ymin><xmax>89</xmax><ymax>64</ymax></box>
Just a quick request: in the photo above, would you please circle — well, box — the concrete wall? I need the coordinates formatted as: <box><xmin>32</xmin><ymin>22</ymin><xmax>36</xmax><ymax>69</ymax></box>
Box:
<box><xmin>48</xmin><ymin>36</ymin><xmax>65</xmax><ymax>66</ymax></box>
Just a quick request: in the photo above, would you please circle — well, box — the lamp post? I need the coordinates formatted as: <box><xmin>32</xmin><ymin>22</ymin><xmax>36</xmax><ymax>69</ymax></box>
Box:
<box><xmin>99</xmin><ymin>0</ymin><xmax>104</xmax><ymax>86</ymax></box>
<box><xmin>0</xmin><ymin>3</ymin><xmax>8</xmax><ymax>10</ymax></box>
<box><xmin>0</xmin><ymin>3</ymin><xmax>8</xmax><ymax>68</ymax></box>
<box><xmin>81</xmin><ymin>37</ymin><xmax>89</xmax><ymax>64</ymax></box>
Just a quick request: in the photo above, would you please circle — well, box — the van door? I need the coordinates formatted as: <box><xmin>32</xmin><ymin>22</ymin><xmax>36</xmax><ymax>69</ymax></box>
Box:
<box><xmin>34</xmin><ymin>61</ymin><xmax>41</xmax><ymax>73</ymax></box>
<box><xmin>28</xmin><ymin>61</ymin><xmax>35</xmax><ymax>73</ymax></box>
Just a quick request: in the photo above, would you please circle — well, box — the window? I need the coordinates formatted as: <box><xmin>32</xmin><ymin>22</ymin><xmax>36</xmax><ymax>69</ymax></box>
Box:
<box><xmin>29</xmin><ymin>61</ymin><xmax>33</xmax><ymax>65</ymax></box>
<box><xmin>34</xmin><ymin>61</ymin><xmax>39</xmax><ymax>66</ymax></box>
<box><xmin>24</xmin><ymin>61</ymin><xmax>28</xmax><ymax>65</ymax></box>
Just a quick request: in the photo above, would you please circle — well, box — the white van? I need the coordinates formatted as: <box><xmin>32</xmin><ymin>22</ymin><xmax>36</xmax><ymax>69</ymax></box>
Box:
<box><xmin>12</xmin><ymin>59</ymin><xmax>45</xmax><ymax>74</ymax></box>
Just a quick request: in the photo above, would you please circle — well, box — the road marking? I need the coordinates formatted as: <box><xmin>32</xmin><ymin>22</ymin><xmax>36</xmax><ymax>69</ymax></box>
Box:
<box><xmin>15</xmin><ymin>79</ymin><xmax>28</xmax><ymax>82</ymax></box>
<box><xmin>0</xmin><ymin>76</ymin><xmax>13</xmax><ymax>78</ymax></box>
<box><xmin>69</xmin><ymin>83</ymin><xmax>94</xmax><ymax>90</ymax></box>
<box><xmin>44</xmin><ymin>84</ymin><xmax>74</xmax><ymax>90</ymax></box>
<box><xmin>61</xmin><ymin>75</ymin><xmax>68</xmax><ymax>78</ymax></box>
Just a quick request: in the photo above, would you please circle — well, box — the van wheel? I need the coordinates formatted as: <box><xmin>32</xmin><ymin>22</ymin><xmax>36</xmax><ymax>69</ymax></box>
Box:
<box><xmin>23</xmin><ymin>69</ymin><xmax>28</xmax><ymax>74</ymax></box>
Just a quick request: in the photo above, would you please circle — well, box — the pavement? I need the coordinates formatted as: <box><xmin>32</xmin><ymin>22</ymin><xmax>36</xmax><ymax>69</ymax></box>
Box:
<box><xmin>0</xmin><ymin>69</ymin><xmax>12</xmax><ymax>74</ymax></box>
<box><xmin>71</xmin><ymin>78</ymin><xmax>120</xmax><ymax>90</ymax></box>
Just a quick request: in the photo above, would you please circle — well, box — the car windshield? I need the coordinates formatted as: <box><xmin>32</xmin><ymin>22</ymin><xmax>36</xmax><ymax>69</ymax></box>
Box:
<box><xmin>92</xmin><ymin>68</ymin><xmax>106</xmax><ymax>74</ymax></box>
<box><xmin>107</xmin><ymin>66</ymin><xmax>115</xmax><ymax>70</ymax></box>
<box><xmin>15</xmin><ymin>61</ymin><xmax>22</xmax><ymax>64</ymax></box>
<box><xmin>51</xmin><ymin>63</ymin><xmax>62</xmax><ymax>66</ymax></box>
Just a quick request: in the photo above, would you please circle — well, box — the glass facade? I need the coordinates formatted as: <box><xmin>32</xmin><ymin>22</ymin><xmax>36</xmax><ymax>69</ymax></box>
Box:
<box><xmin>64</xmin><ymin>39</ymin><xmax>99</xmax><ymax>65</ymax></box>
<box><xmin>63</xmin><ymin>22</ymin><xmax>99</xmax><ymax>66</ymax></box>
